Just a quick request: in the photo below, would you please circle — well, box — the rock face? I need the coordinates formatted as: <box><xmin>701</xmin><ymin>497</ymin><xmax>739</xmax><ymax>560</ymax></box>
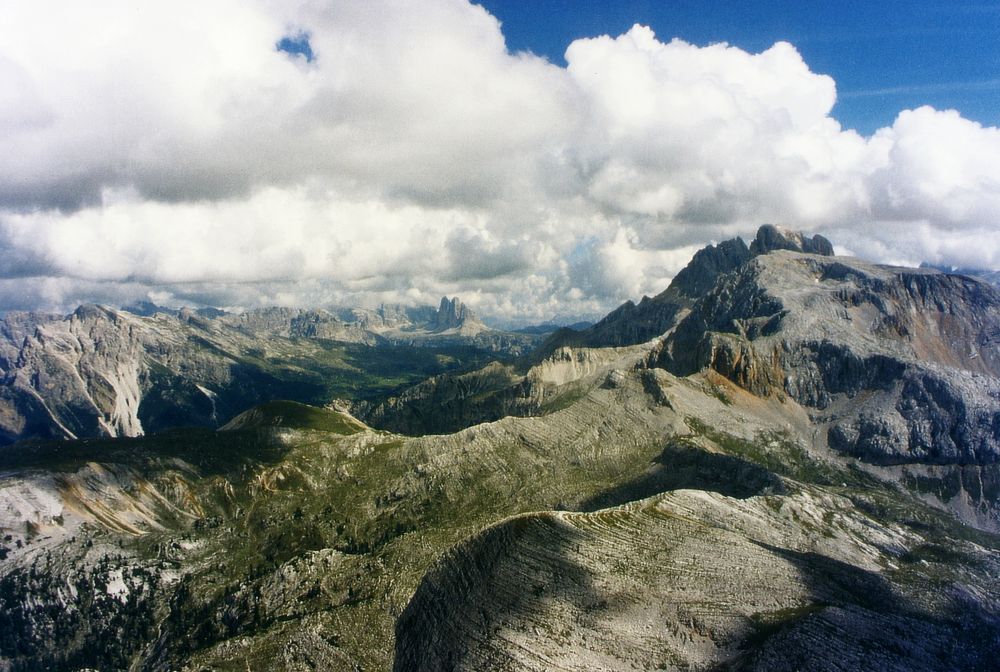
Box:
<box><xmin>0</xmin><ymin>305</ymin><xmax>151</xmax><ymax>443</ymax></box>
<box><xmin>658</xmin><ymin>252</ymin><xmax>1000</xmax><ymax>464</ymax></box>
<box><xmin>669</xmin><ymin>236</ymin><xmax>753</xmax><ymax>298</ymax></box>
<box><xmin>433</xmin><ymin>296</ymin><xmax>476</xmax><ymax>331</ymax></box>
<box><xmin>748</xmin><ymin>223</ymin><xmax>835</xmax><ymax>257</ymax></box>
<box><xmin>538</xmin><ymin>225</ymin><xmax>829</xmax><ymax>357</ymax></box>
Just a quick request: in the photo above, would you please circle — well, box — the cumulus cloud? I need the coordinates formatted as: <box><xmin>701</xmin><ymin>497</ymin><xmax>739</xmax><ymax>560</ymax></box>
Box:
<box><xmin>1</xmin><ymin>1</ymin><xmax>999</xmax><ymax>321</ymax></box>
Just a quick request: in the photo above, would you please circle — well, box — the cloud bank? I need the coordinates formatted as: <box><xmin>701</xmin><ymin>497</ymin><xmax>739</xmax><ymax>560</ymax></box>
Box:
<box><xmin>2</xmin><ymin>0</ymin><xmax>999</xmax><ymax>322</ymax></box>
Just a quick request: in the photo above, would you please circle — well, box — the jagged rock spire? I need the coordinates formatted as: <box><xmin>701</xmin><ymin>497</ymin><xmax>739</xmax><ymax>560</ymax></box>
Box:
<box><xmin>434</xmin><ymin>296</ymin><xmax>480</xmax><ymax>331</ymax></box>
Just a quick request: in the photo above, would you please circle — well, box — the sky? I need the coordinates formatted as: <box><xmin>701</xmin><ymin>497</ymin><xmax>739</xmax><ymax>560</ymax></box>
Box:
<box><xmin>1</xmin><ymin>0</ymin><xmax>999</xmax><ymax>324</ymax></box>
<box><xmin>480</xmin><ymin>0</ymin><xmax>1000</xmax><ymax>136</ymax></box>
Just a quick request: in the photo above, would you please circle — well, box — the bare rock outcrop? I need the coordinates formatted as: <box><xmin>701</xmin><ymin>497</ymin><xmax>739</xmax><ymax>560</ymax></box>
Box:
<box><xmin>538</xmin><ymin>224</ymin><xmax>829</xmax><ymax>356</ymax></box>
<box><xmin>433</xmin><ymin>297</ymin><xmax>474</xmax><ymax>331</ymax></box>
<box><xmin>749</xmin><ymin>223</ymin><xmax>835</xmax><ymax>257</ymax></box>
<box><xmin>658</xmin><ymin>252</ymin><xmax>1000</xmax><ymax>467</ymax></box>
<box><xmin>396</xmin><ymin>489</ymin><xmax>999</xmax><ymax>671</ymax></box>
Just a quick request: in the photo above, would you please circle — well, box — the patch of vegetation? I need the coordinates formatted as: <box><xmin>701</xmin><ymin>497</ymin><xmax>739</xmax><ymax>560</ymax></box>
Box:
<box><xmin>0</xmin><ymin>552</ymin><xmax>163</xmax><ymax>671</ymax></box>
<box><xmin>684</xmin><ymin>417</ymin><xmax>870</xmax><ymax>487</ymax></box>
<box><xmin>899</xmin><ymin>542</ymin><xmax>971</xmax><ymax>565</ymax></box>
<box><xmin>539</xmin><ymin>384</ymin><xmax>590</xmax><ymax>414</ymax></box>
<box><xmin>222</xmin><ymin>400</ymin><xmax>366</xmax><ymax>434</ymax></box>
<box><xmin>0</xmin><ymin>426</ymin><xmax>288</xmax><ymax>476</ymax></box>
<box><xmin>706</xmin><ymin>382</ymin><xmax>733</xmax><ymax>406</ymax></box>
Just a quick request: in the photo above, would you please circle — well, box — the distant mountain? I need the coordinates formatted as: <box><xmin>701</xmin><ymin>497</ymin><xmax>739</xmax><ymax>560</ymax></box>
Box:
<box><xmin>119</xmin><ymin>297</ymin><xmax>499</xmax><ymax>344</ymax></box>
<box><xmin>920</xmin><ymin>262</ymin><xmax>1000</xmax><ymax>288</ymax></box>
<box><xmin>431</xmin><ymin>296</ymin><xmax>485</xmax><ymax>334</ymax></box>
<box><xmin>0</xmin><ymin>297</ymin><xmax>538</xmax><ymax>445</ymax></box>
<box><xmin>121</xmin><ymin>300</ymin><xmax>227</xmax><ymax>319</ymax></box>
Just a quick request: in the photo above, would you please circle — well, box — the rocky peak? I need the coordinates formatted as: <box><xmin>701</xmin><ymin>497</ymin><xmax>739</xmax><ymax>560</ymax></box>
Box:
<box><xmin>72</xmin><ymin>303</ymin><xmax>117</xmax><ymax>323</ymax></box>
<box><xmin>433</xmin><ymin>297</ymin><xmax>481</xmax><ymax>332</ymax></box>
<box><xmin>666</xmin><ymin>237</ymin><xmax>752</xmax><ymax>300</ymax></box>
<box><xmin>749</xmin><ymin>224</ymin><xmax>834</xmax><ymax>257</ymax></box>
<box><xmin>537</xmin><ymin>225</ymin><xmax>836</xmax><ymax>357</ymax></box>
<box><xmin>658</xmin><ymin>225</ymin><xmax>831</xmax><ymax>305</ymax></box>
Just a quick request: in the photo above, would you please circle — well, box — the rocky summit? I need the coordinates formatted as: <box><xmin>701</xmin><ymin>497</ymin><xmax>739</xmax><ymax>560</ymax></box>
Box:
<box><xmin>432</xmin><ymin>297</ymin><xmax>486</xmax><ymax>335</ymax></box>
<box><xmin>1</xmin><ymin>226</ymin><xmax>1000</xmax><ymax>671</ymax></box>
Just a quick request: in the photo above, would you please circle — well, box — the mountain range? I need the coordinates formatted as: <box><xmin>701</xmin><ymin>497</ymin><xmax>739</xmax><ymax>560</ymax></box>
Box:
<box><xmin>0</xmin><ymin>297</ymin><xmax>536</xmax><ymax>446</ymax></box>
<box><xmin>0</xmin><ymin>225</ymin><xmax>999</xmax><ymax>671</ymax></box>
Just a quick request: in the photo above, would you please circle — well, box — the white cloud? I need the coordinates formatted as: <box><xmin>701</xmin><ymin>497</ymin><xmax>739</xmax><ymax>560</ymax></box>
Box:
<box><xmin>0</xmin><ymin>3</ymin><xmax>999</xmax><ymax>321</ymax></box>
<box><xmin>868</xmin><ymin>107</ymin><xmax>1000</xmax><ymax>227</ymax></box>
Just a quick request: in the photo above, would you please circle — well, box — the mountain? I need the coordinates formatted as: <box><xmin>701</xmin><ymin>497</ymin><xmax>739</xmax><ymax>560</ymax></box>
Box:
<box><xmin>364</xmin><ymin>225</ymin><xmax>834</xmax><ymax>436</ymax></box>
<box><xmin>1</xmin><ymin>226</ymin><xmax>999</xmax><ymax>670</ymax></box>
<box><xmin>0</xmin><ymin>299</ymin><xmax>536</xmax><ymax>446</ymax></box>
<box><xmin>536</xmin><ymin>224</ymin><xmax>833</xmax><ymax>357</ymax></box>
<box><xmin>431</xmin><ymin>296</ymin><xmax>485</xmax><ymax>334</ymax></box>
<box><xmin>921</xmin><ymin>262</ymin><xmax>1000</xmax><ymax>288</ymax></box>
<box><xmin>654</xmin><ymin>247</ymin><xmax>1000</xmax><ymax>530</ymax></box>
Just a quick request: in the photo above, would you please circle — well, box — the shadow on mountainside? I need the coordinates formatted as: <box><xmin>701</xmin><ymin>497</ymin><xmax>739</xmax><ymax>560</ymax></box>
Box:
<box><xmin>394</xmin><ymin>513</ymin><xmax>606</xmax><ymax>671</ymax></box>
<box><xmin>737</xmin><ymin>543</ymin><xmax>1000</xmax><ymax>672</ymax></box>
<box><xmin>577</xmin><ymin>439</ymin><xmax>786</xmax><ymax>512</ymax></box>
<box><xmin>0</xmin><ymin>425</ymin><xmax>291</xmax><ymax>478</ymax></box>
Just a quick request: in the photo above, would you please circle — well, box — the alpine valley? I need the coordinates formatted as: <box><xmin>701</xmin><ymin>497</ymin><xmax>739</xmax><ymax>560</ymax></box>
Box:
<box><xmin>2</xmin><ymin>226</ymin><xmax>1000</xmax><ymax>671</ymax></box>
<box><xmin>0</xmin><ymin>296</ymin><xmax>536</xmax><ymax>446</ymax></box>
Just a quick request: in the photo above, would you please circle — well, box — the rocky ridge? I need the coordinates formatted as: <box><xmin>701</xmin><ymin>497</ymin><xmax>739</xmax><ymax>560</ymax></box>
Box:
<box><xmin>0</xmin><ymin>225</ymin><xmax>998</xmax><ymax>670</ymax></box>
<box><xmin>397</xmin><ymin>487</ymin><xmax>998</xmax><ymax>672</ymax></box>
<box><xmin>354</xmin><ymin>342</ymin><xmax>651</xmax><ymax>436</ymax></box>
<box><xmin>654</xmin><ymin>242</ymin><xmax>1000</xmax><ymax>529</ymax></box>
<box><xmin>539</xmin><ymin>224</ymin><xmax>833</xmax><ymax>357</ymax></box>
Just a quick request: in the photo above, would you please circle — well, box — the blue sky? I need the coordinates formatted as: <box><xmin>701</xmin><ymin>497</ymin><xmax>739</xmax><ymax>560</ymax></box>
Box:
<box><xmin>479</xmin><ymin>0</ymin><xmax>1000</xmax><ymax>135</ymax></box>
